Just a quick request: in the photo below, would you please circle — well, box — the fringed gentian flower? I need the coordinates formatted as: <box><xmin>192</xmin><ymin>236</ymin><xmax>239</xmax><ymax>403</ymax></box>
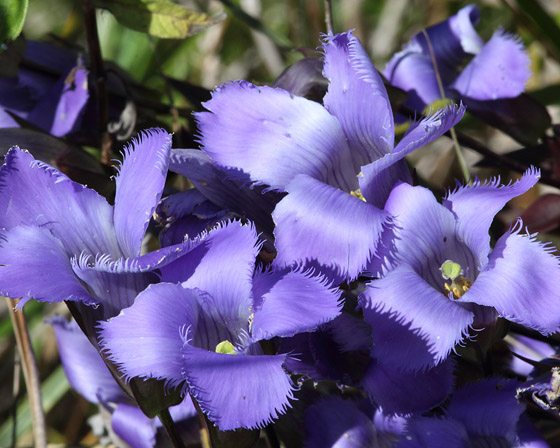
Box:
<box><xmin>193</xmin><ymin>30</ymin><xmax>464</xmax><ymax>280</ymax></box>
<box><xmin>360</xmin><ymin>169</ymin><xmax>560</xmax><ymax>372</ymax></box>
<box><xmin>385</xmin><ymin>4</ymin><xmax>530</xmax><ymax>111</ymax></box>
<box><xmin>0</xmin><ymin>129</ymin><xmax>192</xmax><ymax>345</ymax></box>
<box><xmin>100</xmin><ymin>221</ymin><xmax>342</xmax><ymax>430</ymax></box>
<box><xmin>50</xmin><ymin>317</ymin><xmax>198</xmax><ymax>448</ymax></box>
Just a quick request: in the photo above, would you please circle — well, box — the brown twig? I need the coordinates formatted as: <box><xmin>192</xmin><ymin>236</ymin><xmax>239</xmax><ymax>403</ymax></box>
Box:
<box><xmin>83</xmin><ymin>0</ymin><xmax>113</xmax><ymax>165</ymax></box>
<box><xmin>324</xmin><ymin>0</ymin><xmax>334</xmax><ymax>34</ymax></box>
<box><xmin>5</xmin><ymin>297</ymin><xmax>46</xmax><ymax>448</ymax></box>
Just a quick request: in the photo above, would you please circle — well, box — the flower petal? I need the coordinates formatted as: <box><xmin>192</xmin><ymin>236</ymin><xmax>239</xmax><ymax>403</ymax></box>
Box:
<box><xmin>443</xmin><ymin>168</ymin><xmax>540</xmax><ymax>265</ymax></box>
<box><xmin>0</xmin><ymin>225</ymin><xmax>95</xmax><ymax>306</ymax></box>
<box><xmin>273</xmin><ymin>174</ymin><xmax>390</xmax><ymax>280</ymax></box>
<box><xmin>322</xmin><ymin>31</ymin><xmax>394</xmax><ymax>167</ymax></box>
<box><xmin>196</xmin><ymin>81</ymin><xmax>357</xmax><ymax>191</ymax></box>
<box><xmin>50</xmin><ymin>316</ymin><xmax>125</xmax><ymax>404</ymax></box>
<box><xmin>110</xmin><ymin>404</ymin><xmax>156</xmax><ymax>448</ymax></box>
<box><xmin>359</xmin><ymin>104</ymin><xmax>465</xmax><ymax>208</ymax></box>
<box><xmin>161</xmin><ymin>221</ymin><xmax>259</xmax><ymax>326</ymax></box>
<box><xmin>169</xmin><ymin>148</ymin><xmax>278</xmax><ymax>234</ymax></box>
<box><xmin>451</xmin><ymin>30</ymin><xmax>530</xmax><ymax>101</ymax></box>
<box><xmin>460</xmin><ymin>223</ymin><xmax>560</xmax><ymax>335</ymax></box>
<box><xmin>250</xmin><ymin>268</ymin><xmax>341</xmax><ymax>340</ymax></box>
<box><xmin>399</xmin><ymin>417</ymin><xmax>469</xmax><ymax>448</ymax></box>
<box><xmin>360</xmin><ymin>265</ymin><xmax>473</xmax><ymax>371</ymax></box>
<box><xmin>113</xmin><ymin>128</ymin><xmax>172</xmax><ymax>258</ymax></box>
<box><xmin>99</xmin><ymin>283</ymin><xmax>200</xmax><ymax>388</ymax></box>
<box><xmin>181</xmin><ymin>344</ymin><xmax>294</xmax><ymax>430</ymax></box>
<box><xmin>305</xmin><ymin>397</ymin><xmax>377</xmax><ymax>448</ymax></box>
<box><xmin>0</xmin><ymin>147</ymin><xmax>119</xmax><ymax>256</ymax></box>
<box><xmin>362</xmin><ymin>359</ymin><xmax>455</xmax><ymax>415</ymax></box>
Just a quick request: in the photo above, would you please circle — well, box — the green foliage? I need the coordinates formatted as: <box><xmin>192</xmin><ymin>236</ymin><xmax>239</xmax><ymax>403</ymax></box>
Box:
<box><xmin>92</xmin><ymin>0</ymin><xmax>224</xmax><ymax>39</ymax></box>
<box><xmin>0</xmin><ymin>0</ymin><xmax>28</xmax><ymax>45</ymax></box>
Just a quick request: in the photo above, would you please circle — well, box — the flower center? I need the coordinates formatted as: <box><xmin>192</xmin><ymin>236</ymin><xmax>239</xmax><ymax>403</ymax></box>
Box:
<box><xmin>215</xmin><ymin>340</ymin><xmax>238</xmax><ymax>355</ymax></box>
<box><xmin>440</xmin><ymin>260</ymin><xmax>472</xmax><ymax>300</ymax></box>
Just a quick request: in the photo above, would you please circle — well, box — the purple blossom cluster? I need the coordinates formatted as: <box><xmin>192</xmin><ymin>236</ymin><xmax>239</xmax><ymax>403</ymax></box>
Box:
<box><xmin>1</xmin><ymin>4</ymin><xmax>559</xmax><ymax>447</ymax></box>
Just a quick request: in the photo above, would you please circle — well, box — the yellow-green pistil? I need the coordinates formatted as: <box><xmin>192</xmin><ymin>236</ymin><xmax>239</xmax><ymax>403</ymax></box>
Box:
<box><xmin>215</xmin><ymin>340</ymin><xmax>238</xmax><ymax>355</ymax></box>
<box><xmin>439</xmin><ymin>260</ymin><xmax>472</xmax><ymax>300</ymax></box>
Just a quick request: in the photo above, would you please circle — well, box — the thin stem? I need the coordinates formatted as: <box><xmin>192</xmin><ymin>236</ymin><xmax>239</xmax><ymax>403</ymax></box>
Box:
<box><xmin>157</xmin><ymin>407</ymin><xmax>187</xmax><ymax>448</ymax></box>
<box><xmin>83</xmin><ymin>0</ymin><xmax>113</xmax><ymax>165</ymax></box>
<box><xmin>192</xmin><ymin>399</ymin><xmax>212</xmax><ymax>448</ymax></box>
<box><xmin>421</xmin><ymin>28</ymin><xmax>470</xmax><ymax>182</ymax></box>
<box><xmin>10</xmin><ymin>350</ymin><xmax>21</xmax><ymax>448</ymax></box>
<box><xmin>324</xmin><ymin>0</ymin><xmax>334</xmax><ymax>34</ymax></box>
<box><xmin>6</xmin><ymin>297</ymin><xmax>46</xmax><ymax>448</ymax></box>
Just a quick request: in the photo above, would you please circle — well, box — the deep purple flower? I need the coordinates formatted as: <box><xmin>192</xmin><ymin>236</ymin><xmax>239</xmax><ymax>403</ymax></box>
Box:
<box><xmin>385</xmin><ymin>4</ymin><xmax>530</xmax><ymax>111</ymax></box>
<box><xmin>99</xmin><ymin>221</ymin><xmax>342</xmax><ymax>430</ymax></box>
<box><xmin>360</xmin><ymin>170</ymin><xmax>560</xmax><ymax>372</ymax></box>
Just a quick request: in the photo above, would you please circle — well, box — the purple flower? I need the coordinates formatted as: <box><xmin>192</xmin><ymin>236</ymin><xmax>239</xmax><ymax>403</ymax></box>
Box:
<box><xmin>99</xmin><ymin>221</ymin><xmax>342</xmax><ymax>430</ymax></box>
<box><xmin>190</xmin><ymin>30</ymin><xmax>463</xmax><ymax>280</ymax></box>
<box><xmin>0</xmin><ymin>129</ymin><xmax>191</xmax><ymax>341</ymax></box>
<box><xmin>385</xmin><ymin>4</ymin><xmax>530</xmax><ymax>111</ymax></box>
<box><xmin>360</xmin><ymin>170</ymin><xmax>560</xmax><ymax>371</ymax></box>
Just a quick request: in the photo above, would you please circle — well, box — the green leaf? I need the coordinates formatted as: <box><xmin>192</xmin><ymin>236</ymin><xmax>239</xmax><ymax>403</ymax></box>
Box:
<box><xmin>92</xmin><ymin>0</ymin><xmax>224</xmax><ymax>39</ymax></box>
<box><xmin>0</xmin><ymin>0</ymin><xmax>28</xmax><ymax>45</ymax></box>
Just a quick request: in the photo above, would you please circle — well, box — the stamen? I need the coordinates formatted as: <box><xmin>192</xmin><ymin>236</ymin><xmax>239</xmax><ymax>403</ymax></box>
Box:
<box><xmin>350</xmin><ymin>189</ymin><xmax>366</xmax><ymax>202</ymax></box>
<box><xmin>215</xmin><ymin>340</ymin><xmax>238</xmax><ymax>355</ymax></box>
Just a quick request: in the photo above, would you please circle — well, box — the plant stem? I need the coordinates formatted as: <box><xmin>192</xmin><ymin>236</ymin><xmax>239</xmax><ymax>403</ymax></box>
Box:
<box><xmin>83</xmin><ymin>0</ymin><xmax>113</xmax><ymax>165</ymax></box>
<box><xmin>324</xmin><ymin>0</ymin><xmax>334</xmax><ymax>34</ymax></box>
<box><xmin>5</xmin><ymin>297</ymin><xmax>46</xmax><ymax>448</ymax></box>
<box><xmin>158</xmin><ymin>407</ymin><xmax>187</xmax><ymax>448</ymax></box>
<box><xmin>421</xmin><ymin>28</ymin><xmax>470</xmax><ymax>182</ymax></box>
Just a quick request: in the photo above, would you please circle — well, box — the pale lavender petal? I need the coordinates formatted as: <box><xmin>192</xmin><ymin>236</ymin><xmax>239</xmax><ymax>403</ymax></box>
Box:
<box><xmin>451</xmin><ymin>30</ymin><xmax>530</xmax><ymax>101</ymax></box>
<box><xmin>0</xmin><ymin>147</ymin><xmax>119</xmax><ymax>257</ymax></box>
<box><xmin>305</xmin><ymin>397</ymin><xmax>377</xmax><ymax>448</ymax></box>
<box><xmin>460</xmin><ymin>223</ymin><xmax>560</xmax><ymax>335</ymax></box>
<box><xmin>113</xmin><ymin>129</ymin><xmax>172</xmax><ymax>257</ymax></box>
<box><xmin>0</xmin><ymin>226</ymin><xmax>95</xmax><ymax>306</ymax></box>
<box><xmin>111</xmin><ymin>404</ymin><xmax>156</xmax><ymax>448</ymax></box>
<box><xmin>360</xmin><ymin>265</ymin><xmax>473</xmax><ymax>371</ymax></box>
<box><xmin>50</xmin><ymin>316</ymin><xmax>125</xmax><ymax>404</ymax></box>
<box><xmin>196</xmin><ymin>81</ymin><xmax>357</xmax><ymax>191</ymax></box>
<box><xmin>363</xmin><ymin>359</ymin><xmax>454</xmax><ymax>415</ymax></box>
<box><xmin>359</xmin><ymin>105</ymin><xmax>465</xmax><ymax>208</ymax></box>
<box><xmin>444</xmin><ymin>168</ymin><xmax>540</xmax><ymax>265</ymax></box>
<box><xmin>273</xmin><ymin>174</ymin><xmax>390</xmax><ymax>280</ymax></box>
<box><xmin>182</xmin><ymin>344</ymin><xmax>294</xmax><ymax>430</ymax></box>
<box><xmin>322</xmin><ymin>31</ymin><xmax>394</xmax><ymax>168</ymax></box>
<box><xmin>99</xmin><ymin>283</ymin><xmax>200</xmax><ymax>389</ymax></box>
<box><xmin>250</xmin><ymin>268</ymin><xmax>341</xmax><ymax>340</ymax></box>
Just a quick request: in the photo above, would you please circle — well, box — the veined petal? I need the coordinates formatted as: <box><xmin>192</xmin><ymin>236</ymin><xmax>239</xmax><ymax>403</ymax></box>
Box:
<box><xmin>360</xmin><ymin>265</ymin><xmax>473</xmax><ymax>371</ymax></box>
<box><xmin>444</xmin><ymin>168</ymin><xmax>540</xmax><ymax>265</ymax></box>
<box><xmin>0</xmin><ymin>225</ymin><xmax>95</xmax><ymax>307</ymax></box>
<box><xmin>305</xmin><ymin>397</ymin><xmax>377</xmax><ymax>448</ymax></box>
<box><xmin>250</xmin><ymin>268</ymin><xmax>341</xmax><ymax>340</ymax></box>
<box><xmin>113</xmin><ymin>128</ymin><xmax>172</xmax><ymax>258</ymax></box>
<box><xmin>161</xmin><ymin>221</ymin><xmax>259</xmax><ymax>325</ymax></box>
<box><xmin>196</xmin><ymin>81</ymin><xmax>357</xmax><ymax>191</ymax></box>
<box><xmin>460</xmin><ymin>223</ymin><xmax>560</xmax><ymax>335</ymax></box>
<box><xmin>50</xmin><ymin>316</ymin><xmax>125</xmax><ymax>404</ymax></box>
<box><xmin>169</xmin><ymin>148</ymin><xmax>278</xmax><ymax>234</ymax></box>
<box><xmin>322</xmin><ymin>31</ymin><xmax>394</xmax><ymax>167</ymax></box>
<box><xmin>0</xmin><ymin>147</ymin><xmax>119</xmax><ymax>257</ymax></box>
<box><xmin>99</xmin><ymin>283</ymin><xmax>199</xmax><ymax>388</ymax></box>
<box><xmin>110</xmin><ymin>404</ymin><xmax>156</xmax><ymax>448</ymax></box>
<box><xmin>273</xmin><ymin>174</ymin><xmax>390</xmax><ymax>280</ymax></box>
<box><xmin>451</xmin><ymin>30</ymin><xmax>530</xmax><ymax>101</ymax></box>
<box><xmin>359</xmin><ymin>104</ymin><xmax>464</xmax><ymax>208</ymax></box>
<box><xmin>181</xmin><ymin>344</ymin><xmax>294</xmax><ymax>430</ymax></box>
<box><xmin>363</xmin><ymin>359</ymin><xmax>454</xmax><ymax>415</ymax></box>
